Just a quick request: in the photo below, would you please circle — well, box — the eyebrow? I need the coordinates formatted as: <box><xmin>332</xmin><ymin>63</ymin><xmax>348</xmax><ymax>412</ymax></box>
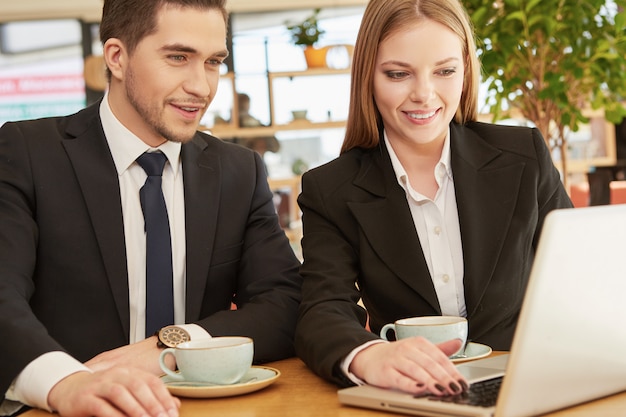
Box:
<box><xmin>381</xmin><ymin>57</ymin><xmax>461</xmax><ymax>67</ymax></box>
<box><xmin>159</xmin><ymin>43</ymin><xmax>230</xmax><ymax>58</ymax></box>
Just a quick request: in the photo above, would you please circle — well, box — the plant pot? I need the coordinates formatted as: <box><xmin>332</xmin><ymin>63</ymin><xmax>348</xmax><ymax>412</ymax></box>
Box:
<box><xmin>303</xmin><ymin>46</ymin><xmax>328</xmax><ymax>69</ymax></box>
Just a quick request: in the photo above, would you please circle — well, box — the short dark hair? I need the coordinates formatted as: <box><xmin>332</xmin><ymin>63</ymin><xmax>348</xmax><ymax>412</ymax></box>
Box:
<box><xmin>100</xmin><ymin>0</ymin><xmax>228</xmax><ymax>55</ymax></box>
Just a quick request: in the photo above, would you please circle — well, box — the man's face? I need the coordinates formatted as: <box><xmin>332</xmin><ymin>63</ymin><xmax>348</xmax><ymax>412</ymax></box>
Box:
<box><xmin>108</xmin><ymin>5</ymin><xmax>228</xmax><ymax>147</ymax></box>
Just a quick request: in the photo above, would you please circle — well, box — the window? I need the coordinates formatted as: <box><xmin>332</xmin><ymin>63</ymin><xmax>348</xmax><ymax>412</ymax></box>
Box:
<box><xmin>0</xmin><ymin>19</ymin><xmax>86</xmax><ymax>126</ymax></box>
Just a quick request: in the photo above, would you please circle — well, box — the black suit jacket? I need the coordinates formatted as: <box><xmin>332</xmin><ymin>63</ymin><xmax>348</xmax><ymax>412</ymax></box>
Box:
<box><xmin>0</xmin><ymin>102</ymin><xmax>302</xmax><ymax>398</ymax></box>
<box><xmin>295</xmin><ymin>121</ymin><xmax>573</xmax><ymax>386</ymax></box>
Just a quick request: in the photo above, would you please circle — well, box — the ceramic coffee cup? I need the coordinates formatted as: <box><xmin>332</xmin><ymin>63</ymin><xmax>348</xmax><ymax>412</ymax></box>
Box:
<box><xmin>159</xmin><ymin>336</ymin><xmax>253</xmax><ymax>384</ymax></box>
<box><xmin>380</xmin><ymin>316</ymin><xmax>468</xmax><ymax>358</ymax></box>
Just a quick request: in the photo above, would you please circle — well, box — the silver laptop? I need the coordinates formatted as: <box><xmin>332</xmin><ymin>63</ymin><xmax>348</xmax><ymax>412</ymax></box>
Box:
<box><xmin>339</xmin><ymin>204</ymin><xmax>626</xmax><ymax>417</ymax></box>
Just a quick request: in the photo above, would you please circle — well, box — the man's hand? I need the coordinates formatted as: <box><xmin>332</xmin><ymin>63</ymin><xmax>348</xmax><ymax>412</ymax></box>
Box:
<box><xmin>48</xmin><ymin>368</ymin><xmax>180</xmax><ymax>417</ymax></box>
<box><xmin>349</xmin><ymin>337</ymin><xmax>467</xmax><ymax>396</ymax></box>
<box><xmin>85</xmin><ymin>336</ymin><xmax>174</xmax><ymax>375</ymax></box>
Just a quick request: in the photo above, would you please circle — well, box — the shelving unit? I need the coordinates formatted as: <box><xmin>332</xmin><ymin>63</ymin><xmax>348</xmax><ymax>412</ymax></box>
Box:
<box><xmin>208</xmin><ymin>67</ymin><xmax>350</xmax><ymax>139</ymax></box>
<box><xmin>268</xmin><ymin>67</ymin><xmax>350</xmax><ymax>127</ymax></box>
<box><xmin>204</xmin><ymin>66</ymin><xmax>350</xmax><ymax>248</ymax></box>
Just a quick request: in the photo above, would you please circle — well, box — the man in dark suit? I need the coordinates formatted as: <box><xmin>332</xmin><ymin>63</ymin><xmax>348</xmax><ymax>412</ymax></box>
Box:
<box><xmin>0</xmin><ymin>1</ymin><xmax>301</xmax><ymax>416</ymax></box>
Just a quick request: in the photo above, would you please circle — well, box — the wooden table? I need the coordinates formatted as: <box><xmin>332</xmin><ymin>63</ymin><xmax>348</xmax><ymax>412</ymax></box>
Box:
<box><xmin>22</xmin><ymin>354</ymin><xmax>626</xmax><ymax>417</ymax></box>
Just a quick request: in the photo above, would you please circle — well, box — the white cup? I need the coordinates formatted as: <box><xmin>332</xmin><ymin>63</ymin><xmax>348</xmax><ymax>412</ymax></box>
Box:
<box><xmin>380</xmin><ymin>316</ymin><xmax>468</xmax><ymax>358</ymax></box>
<box><xmin>159</xmin><ymin>336</ymin><xmax>253</xmax><ymax>384</ymax></box>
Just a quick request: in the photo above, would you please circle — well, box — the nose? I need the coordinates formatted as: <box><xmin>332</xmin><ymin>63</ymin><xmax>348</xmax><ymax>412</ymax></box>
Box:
<box><xmin>410</xmin><ymin>74</ymin><xmax>434</xmax><ymax>103</ymax></box>
<box><xmin>184</xmin><ymin>64</ymin><xmax>213</xmax><ymax>98</ymax></box>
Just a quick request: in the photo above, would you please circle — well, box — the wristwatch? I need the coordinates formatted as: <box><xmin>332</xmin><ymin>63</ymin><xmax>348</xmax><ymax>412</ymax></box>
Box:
<box><xmin>156</xmin><ymin>325</ymin><xmax>191</xmax><ymax>348</ymax></box>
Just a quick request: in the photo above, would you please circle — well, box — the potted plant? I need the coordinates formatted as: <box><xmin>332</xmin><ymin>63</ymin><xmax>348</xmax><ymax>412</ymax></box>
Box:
<box><xmin>286</xmin><ymin>8</ymin><xmax>327</xmax><ymax>68</ymax></box>
<box><xmin>464</xmin><ymin>0</ymin><xmax>626</xmax><ymax>190</ymax></box>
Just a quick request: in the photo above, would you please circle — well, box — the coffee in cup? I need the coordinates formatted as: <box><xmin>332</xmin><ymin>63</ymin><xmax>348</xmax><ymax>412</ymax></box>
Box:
<box><xmin>159</xmin><ymin>336</ymin><xmax>253</xmax><ymax>384</ymax></box>
<box><xmin>380</xmin><ymin>316</ymin><xmax>468</xmax><ymax>358</ymax></box>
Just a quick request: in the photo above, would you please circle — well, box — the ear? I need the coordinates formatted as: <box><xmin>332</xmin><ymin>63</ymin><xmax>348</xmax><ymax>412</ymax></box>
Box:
<box><xmin>103</xmin><ymin>38</ymin><xmax>127</xmax><ymax>82</ymax></box>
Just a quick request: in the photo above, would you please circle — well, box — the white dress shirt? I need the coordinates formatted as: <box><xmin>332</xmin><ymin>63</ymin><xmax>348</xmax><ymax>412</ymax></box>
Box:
<box><xmin>341</xmin><ymin>129</ymin><xmax>466</xmax><ymax>384</ymax></box>
<box><xmin>4</xmin><ymin>94</ymin><xmax>208</xmax><ymax>413</ymax></box>
<box><xmin>386</xmin><ymin>131</ymin><xmax>465</xmax><ymax>317</ymax></box>
<box><xmin>102</xmin><ymin>94</ymin><xmax>186</xmax><ymax>342</ymax></box>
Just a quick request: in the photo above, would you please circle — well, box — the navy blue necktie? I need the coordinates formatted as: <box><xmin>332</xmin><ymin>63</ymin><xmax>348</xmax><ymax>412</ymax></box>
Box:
<box><xmin>136</xmin><ymin>151</ymin><xmax>174</xmax><ymax>336</ymax></box>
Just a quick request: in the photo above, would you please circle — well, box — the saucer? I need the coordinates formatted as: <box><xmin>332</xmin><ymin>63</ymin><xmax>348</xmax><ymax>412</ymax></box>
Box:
<box><xmin>161</xmin><ymin>366</ymin><xmax>280</xmax><ymax>398</ymax></box>
<box><xmin>451</xmin><ymin>342</ymin><xmax>492</xmax><ymax>363</ymax></box>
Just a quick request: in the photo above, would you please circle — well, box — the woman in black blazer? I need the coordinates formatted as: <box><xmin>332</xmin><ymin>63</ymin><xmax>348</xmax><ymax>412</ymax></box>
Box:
<box><xmin>295</xmin><ymin>0</ymin><xmax>572</xmax><ymax>398</ymax></box>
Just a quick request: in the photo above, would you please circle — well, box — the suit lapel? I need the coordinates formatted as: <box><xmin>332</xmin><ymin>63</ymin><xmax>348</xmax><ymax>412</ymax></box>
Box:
<box><xmin>347</xmin><ymin>123</ymin><xmax>526</xmax><ymax>316</ymax></box>
<box><xmin>62</xmin><ymin>113</ymin><xmax>221</xmax><ymax>331</ymax></box>
<box><xmin>181</xmin><ymin>136</ymin><xmax>220</xmax><ymax>321</ymax></box>
<box><xmin>450</xmin><ymin>123</ymin><xmax>524</xmax><ymax>317</ymax></box>
<box><xmin>61</xmin><ymin>106</ymin><xmax>130</xmax><ymax>338</ymax></box>
<box><xmin>348</xmin><ymin>146</ymin><xmax>441</xmax><ymax>312</ymax></box>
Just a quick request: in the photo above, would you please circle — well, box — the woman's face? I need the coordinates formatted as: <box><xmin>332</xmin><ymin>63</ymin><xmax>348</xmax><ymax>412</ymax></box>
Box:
<box><xmin>373</xmin><ymin>19</ymin><xmax>464</xmax><ymax>148</ymax></box>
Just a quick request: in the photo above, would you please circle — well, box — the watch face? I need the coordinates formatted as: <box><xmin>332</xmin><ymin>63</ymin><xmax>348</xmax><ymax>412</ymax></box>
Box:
<box><xmin>160</xmin><ymin>326</ymin><xmax>191</xmax><ymax>347</ymax></box>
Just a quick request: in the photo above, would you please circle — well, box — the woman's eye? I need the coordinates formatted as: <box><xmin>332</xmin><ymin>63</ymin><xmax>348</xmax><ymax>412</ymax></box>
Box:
<box><xmin>438</xmin><ymin>68</ymin><xmax>457</xmax><ymax>77</ymax></box>
<box><xmin>386</xmin><ymin>71</ymin><xmax>408</xmax><ymax>80</ymax></box>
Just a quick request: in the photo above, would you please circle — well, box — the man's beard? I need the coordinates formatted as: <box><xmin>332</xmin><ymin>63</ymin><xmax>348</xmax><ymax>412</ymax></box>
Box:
<box><xmin>126</xmin><ymin>67</ymin><xmax>206</xmax><ymax>144</ymax></box>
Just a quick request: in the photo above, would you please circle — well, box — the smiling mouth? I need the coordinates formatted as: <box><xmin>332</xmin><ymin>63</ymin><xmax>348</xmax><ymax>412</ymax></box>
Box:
<box><xmin>176</xmin><ymin>105</ymin><xmax>203</xmax><ymax>113</ymax></box>
<box><xmin>170</xmin><ymin>99</ymin><xmax>207</xmax><ymax>113</ymax></box>
<box><xmin>406</xmin><ymin>110</ymin><xmax>437</xmax><ymax>120</ymax></box>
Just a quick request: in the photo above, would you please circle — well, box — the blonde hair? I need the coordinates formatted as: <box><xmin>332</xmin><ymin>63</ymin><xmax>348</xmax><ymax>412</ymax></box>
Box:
<box><xmin>342</xmin><ymin>0</ymin><xmax>480</xmax><ymax>153</ymax></box>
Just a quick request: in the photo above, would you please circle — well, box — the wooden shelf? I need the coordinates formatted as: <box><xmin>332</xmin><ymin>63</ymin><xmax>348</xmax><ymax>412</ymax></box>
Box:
<box><xmin>207</xmin><ymin>120</ymin><xmax>346</xmax><ymax>139</ymax></box>
<box><xmin>205</xmin><ymin>68</ymin><xmax>350</xmax><ymax>139</ymax></box>
<box><xmin>206</xmin><ymin>125</ymin><xmax>275</xmax><ymax>139</ymax></box>
<box><xmin>274</xmin><ymin>119</ymin><xmax>346</xmax><ymax>129</ymax></box>
<box><xmin>267</xmin><ymin>68</ymin><xmax>350</xmax><ymax>131</ymax></box>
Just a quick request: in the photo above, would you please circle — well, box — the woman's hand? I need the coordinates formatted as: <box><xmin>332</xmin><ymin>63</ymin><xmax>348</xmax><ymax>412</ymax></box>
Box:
<box><xmin>349</xmin><ymin>337</ymin><xmax>468</xmax><ymax>396</ymax></box>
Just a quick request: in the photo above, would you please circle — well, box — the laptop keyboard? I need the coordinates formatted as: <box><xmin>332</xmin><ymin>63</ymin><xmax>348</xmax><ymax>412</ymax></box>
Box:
<box><xmin>424</xmin><ymin>376</ymin><xmax>503</xmax><ymax>408</ymax></box>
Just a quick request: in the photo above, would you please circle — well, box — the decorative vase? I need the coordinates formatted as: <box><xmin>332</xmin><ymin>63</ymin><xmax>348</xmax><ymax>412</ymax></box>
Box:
<box><xmin>303</xmin><ymin>46</ymin><xmax>329</xmax><ymax>69</ymax></box>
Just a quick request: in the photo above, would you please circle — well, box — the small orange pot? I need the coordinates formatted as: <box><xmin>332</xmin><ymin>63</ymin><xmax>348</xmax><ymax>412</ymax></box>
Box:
<box><xmin>303</xmin><ymin>46</ymin><xmax>329</xmax><ymax>69</ymax></box>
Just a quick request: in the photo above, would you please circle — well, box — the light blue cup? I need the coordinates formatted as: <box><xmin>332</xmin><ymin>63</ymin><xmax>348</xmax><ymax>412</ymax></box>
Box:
<box><xmin>380</xmin><ymin>316</ymin><xmax>468</xmax><ymax>358</ymax></box>
<box><xmin>159</xmin><ymin>336</ymin><xmax>253</xmax><ymax>385</ymax></box>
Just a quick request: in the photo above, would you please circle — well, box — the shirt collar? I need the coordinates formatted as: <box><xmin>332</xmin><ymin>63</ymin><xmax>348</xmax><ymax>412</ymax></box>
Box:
<box><xmin>384</xmin><ymin>128</ymin><xmax>453</xmax><ymax>190</ymax></box>
<box><xmin>99</xmin><ymin>92</ymin><xmax>182</xmax><ymax>177</ymax></box>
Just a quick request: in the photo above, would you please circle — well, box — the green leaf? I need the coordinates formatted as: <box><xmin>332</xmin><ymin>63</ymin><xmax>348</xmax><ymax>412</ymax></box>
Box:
<box><xmin>505</xmin><ymin>11</ymin><xmax>526</xmax><ymax>23</ymax></box>
<box><xmin>525</xmin><ymin>0</ymin><xmax>543</xmax><ymax>13</ymax></box>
